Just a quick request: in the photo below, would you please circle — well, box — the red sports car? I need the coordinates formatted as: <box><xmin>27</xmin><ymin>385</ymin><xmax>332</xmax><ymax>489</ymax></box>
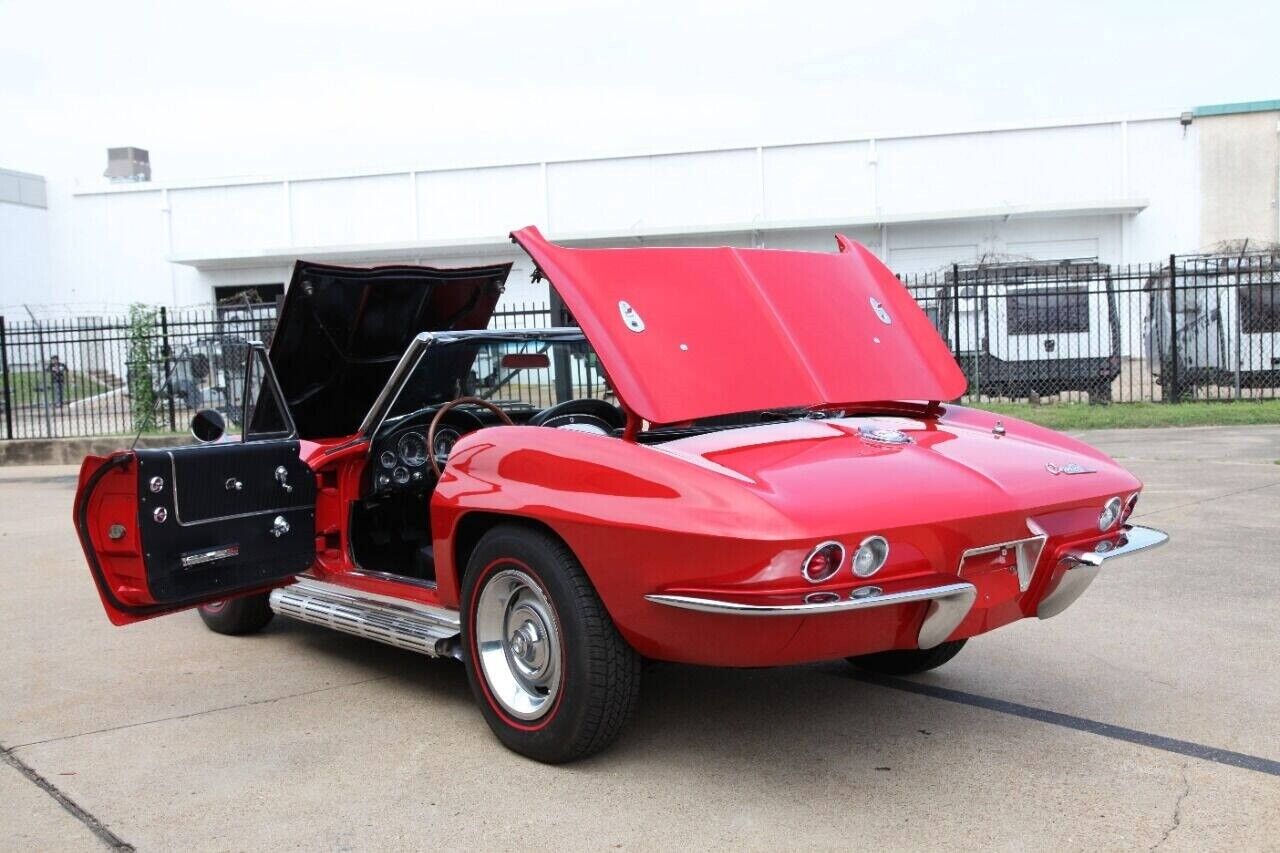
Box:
<box><xmin>74</xmin><ymin>227</ymin><xmax>1166</xmax><ymax>763</ymax></box>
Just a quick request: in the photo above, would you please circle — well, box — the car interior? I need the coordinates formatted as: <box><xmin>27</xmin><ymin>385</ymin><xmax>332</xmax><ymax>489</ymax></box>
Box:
<box><xmin>345</xmin><ymin>331</ymin><xmax>839</xmax><ymax>583</ymax></box>
<box><xmin>349</xmin><ymin>333</ymin><xmax>620</xmax><ymax>583</ymax></box>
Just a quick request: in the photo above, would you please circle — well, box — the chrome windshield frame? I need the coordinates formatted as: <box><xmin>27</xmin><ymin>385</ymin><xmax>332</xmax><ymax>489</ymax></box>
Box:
<box><xmin>354</xmin><ymin>327</ymin><xmax>591</xmax><ymax>445</ymax></box>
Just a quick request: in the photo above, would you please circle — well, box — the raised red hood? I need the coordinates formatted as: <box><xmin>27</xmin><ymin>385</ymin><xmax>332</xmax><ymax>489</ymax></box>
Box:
<box><xmin>512</xmin><ymin>226</ymin><xmax>966</xmax><ymax>425</ymax></box>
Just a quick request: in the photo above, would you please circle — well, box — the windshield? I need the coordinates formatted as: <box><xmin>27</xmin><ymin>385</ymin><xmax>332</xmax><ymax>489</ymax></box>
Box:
<box><xmin>385</xmin><ymin>333</ymin><xmax>614</xmax><ymax>421</ymax></box>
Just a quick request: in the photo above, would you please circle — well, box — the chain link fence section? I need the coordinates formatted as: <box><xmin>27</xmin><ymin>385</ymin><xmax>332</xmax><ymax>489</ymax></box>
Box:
<box><xmin>2</xmin><ymin>251</ymin><xmax>1277</xmax><ymax>439</ymax></box>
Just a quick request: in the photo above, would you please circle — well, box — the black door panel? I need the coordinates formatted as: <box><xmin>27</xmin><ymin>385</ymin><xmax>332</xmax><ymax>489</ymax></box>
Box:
<box><xmin>147</xmin><ymin>441</ymin><xmax>313</xmax><ymax>523</ymax></box>
<box><xmin>136</xmin><ymin>441</ymin><xmax>316</xmax><ymax>603</ymax></box>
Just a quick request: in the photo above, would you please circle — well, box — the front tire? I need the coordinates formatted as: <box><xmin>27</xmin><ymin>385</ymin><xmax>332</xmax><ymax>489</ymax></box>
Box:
<box><xmin>847</xmin><ymin>639</ymin><xmax>967</xmax><ymax>676</ymax></box>
<box><xmin>461</xmin><ymin>525</ymin><xmax>640</xmax><ymax>763</ymax></box>
<box><xmin>197</xmin><ymin>593</ymin><xmax>274</xmax><ymax>635</ymax></box>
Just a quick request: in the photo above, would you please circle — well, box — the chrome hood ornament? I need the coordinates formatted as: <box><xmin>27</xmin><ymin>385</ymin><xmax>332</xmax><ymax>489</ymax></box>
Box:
<box><xmin>860</xmin><ymin>425</ymin><xmax>912</xmax><ymax>445</ymax></box>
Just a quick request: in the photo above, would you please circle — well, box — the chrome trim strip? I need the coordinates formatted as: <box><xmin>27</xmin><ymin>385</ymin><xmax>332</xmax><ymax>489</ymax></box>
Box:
<box><xmin>645</xmin><ymin>582</ymin><xmax>976</xmax><ymax>650</ymax></box>
<box><xmin>180</xmin><ymin>544</ymin><xmax>240</xmax><ymax>568</ymax></box>
<box><xmin>347</xmin><ymin>569</ymin><xmax>439</xmax><ymax>591</ymax></box>
<box><xmin>165</xmin><ymin>452</ymin><xmax>311</xmax><ymax>527</ymax></box>
<box><xmin>1037</xmin><ymin>524</ymin><xmax>1168</xmax><ymax>619</ymax></box>
<box><xmin>644</xmin><ymin>582</ymin><xmax>973</xmax><ymax>616</ymax></box>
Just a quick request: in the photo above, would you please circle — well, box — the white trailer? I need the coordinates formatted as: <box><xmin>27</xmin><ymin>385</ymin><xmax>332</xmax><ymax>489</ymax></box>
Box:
<box><xmin>923</xmin><ymin>260</ymin><xmax>1120</xmax><ymax>403</ymax></box>
<box><xmin>1144</xmin><ymin>254</ymin><xmax>1280</xmax><ymax>398</ymax></box>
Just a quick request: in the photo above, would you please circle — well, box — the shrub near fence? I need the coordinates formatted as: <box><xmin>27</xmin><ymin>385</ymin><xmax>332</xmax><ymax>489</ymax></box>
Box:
<box><xmin>1</xmin><ymin>252</ymin><xmax>1276</xmax><ymax>440</ymax></box>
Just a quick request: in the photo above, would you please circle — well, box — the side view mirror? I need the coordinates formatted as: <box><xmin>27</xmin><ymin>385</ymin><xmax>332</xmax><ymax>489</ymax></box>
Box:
<box><xmin>191</xmin><ymin>409</ymin><xmax>226</xmax><ymax>443</ymax></box>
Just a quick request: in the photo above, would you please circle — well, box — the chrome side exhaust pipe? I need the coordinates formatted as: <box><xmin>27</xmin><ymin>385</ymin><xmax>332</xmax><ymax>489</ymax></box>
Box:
<box><xmin>270</xmin><ymin>578</ymin><xmax>461</xmax><ymax>657</ymax></box>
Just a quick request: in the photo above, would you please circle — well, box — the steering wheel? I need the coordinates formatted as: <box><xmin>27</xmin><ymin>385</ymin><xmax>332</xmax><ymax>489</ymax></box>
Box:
<box><xmin>527</xmin><ymin>399</ymin><xmax>625</xmax><ymax>433</ymax></box>
<box><xmin>427</xmin><ymin>397</ymin><xmax>514</xmax><ymax>477</ymax></box>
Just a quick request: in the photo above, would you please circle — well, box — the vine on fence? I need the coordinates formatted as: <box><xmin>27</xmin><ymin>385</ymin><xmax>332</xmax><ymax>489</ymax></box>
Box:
<box><xmin>126</xmin><ymin>303</ymin><xmax>158</xmax><ymax>431</ymax></box>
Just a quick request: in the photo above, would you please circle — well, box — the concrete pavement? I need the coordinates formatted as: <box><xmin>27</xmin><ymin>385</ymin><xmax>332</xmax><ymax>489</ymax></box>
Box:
<box><xmin>1</xmin><ymin>426</ymin><xmax>1278</xmax><ymax>851</ymax></box>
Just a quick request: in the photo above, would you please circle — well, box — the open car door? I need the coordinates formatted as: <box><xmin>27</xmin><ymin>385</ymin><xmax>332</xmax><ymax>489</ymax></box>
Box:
<box><xmin>74</xmin><ymin>345</ymin><xmax>316</xmax><ymax>626</ymax></box>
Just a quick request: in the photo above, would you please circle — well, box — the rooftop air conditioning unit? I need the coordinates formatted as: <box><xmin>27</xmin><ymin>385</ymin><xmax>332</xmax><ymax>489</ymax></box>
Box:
<box><xmin>104</xmin><ymin>147</ymin><xmax>151</xmax><ymax>182</ymax></box>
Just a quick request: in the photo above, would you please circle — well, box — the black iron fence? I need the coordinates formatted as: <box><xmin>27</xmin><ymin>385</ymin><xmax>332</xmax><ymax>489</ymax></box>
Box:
<box><xmin>898</xmin><ymin>252</ymin><xmax>1279</xmax><ymax>404</ymax></box>
<box><xmin>0</xmin><ymin>302</ymin><xmax>554</xmax><ymax>439</ymax></box>
<box><xmin>1</xmin><ymin>252</ymin><xmax>1276</xmax><ymax>439</ymax></box>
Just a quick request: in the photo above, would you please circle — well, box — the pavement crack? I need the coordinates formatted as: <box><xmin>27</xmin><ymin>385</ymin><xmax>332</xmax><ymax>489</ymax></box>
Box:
<box><xmin>1</xmin><ymin>742</ymin><xmax>134</xmax><ymax>851</ymax></box>
<box><xmin>1085</xmin><ymin>652</ymin><xmax>1176</xmax><ymax>689</ymax></box>
<box><xmin>1150</xmin><ymin>765</ymin><xmax>1191</xmax><ymax>851</ymax></box>
<box><xmin>8</xmin><ymin>675</ymin><xmax>390</xmax><ymax>751</ymax></box>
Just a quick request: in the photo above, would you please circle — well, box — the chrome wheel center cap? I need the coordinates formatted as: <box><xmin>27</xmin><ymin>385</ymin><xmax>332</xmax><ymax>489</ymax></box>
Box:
<box><xmin>507</xmin><ymin>614</ymin><xmax>549</xmax><ymax>674</ymax></box>
<box><xmin>511</xmin><ymin>623</ymin><xmax>538</xmax><ymax>660</ymax></box>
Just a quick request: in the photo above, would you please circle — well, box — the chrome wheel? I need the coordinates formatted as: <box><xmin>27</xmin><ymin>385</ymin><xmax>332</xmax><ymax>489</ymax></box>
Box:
<box><xmin>474</xmin><ymin>567</ymin><xmax>563</xmax><ymax>720</ymax></box>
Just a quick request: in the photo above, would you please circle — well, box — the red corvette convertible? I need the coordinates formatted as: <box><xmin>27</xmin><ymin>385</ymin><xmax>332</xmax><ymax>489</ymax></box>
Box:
<box><xmin>74</xmin><ymin>226</ymin><xmax>1166</xmax><ymax>762</ymax></box>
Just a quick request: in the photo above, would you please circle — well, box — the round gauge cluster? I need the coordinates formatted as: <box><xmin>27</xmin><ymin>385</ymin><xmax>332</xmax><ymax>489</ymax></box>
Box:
<box><xmin>397</xmin><ymin>432</ymin><xmax>428</xmax><ymax>468</ymax></box>
<box><xmin>432</xmin><ymin>428</ymin><xmax>461</xmax><ymax>464</ymax></box>
<box><xmin>374</xmin><ymin>427</ymin><xmax>467</xmax><ymax>492</ymax></box>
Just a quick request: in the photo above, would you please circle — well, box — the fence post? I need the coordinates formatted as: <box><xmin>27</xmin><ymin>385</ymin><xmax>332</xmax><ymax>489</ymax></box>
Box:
<box><xmin>1167</xmin><ymin>254</ymin><xmax>1179</xmax><ymax>403</ymax></box>
<box><xmin>0</xmin><ymin>316</ymin><xmax>12</xmax><ymax>440</ymax></box>
<box><xmin>950</xmin><ymin>263</ymin><xmax>962</xmax><ymax>362</ymax></box>
<box><xmin>160</xmin><ymin>306</ymin><xmax>176</xmax><ymax>431</ymax></box>
<box><xmin>34</xmin><ymin>321</ymin><xmax>52</xmax><ymax>437</ymax></box>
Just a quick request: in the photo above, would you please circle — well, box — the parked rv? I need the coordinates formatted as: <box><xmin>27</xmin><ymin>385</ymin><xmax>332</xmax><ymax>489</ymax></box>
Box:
<box><xmin>923</xmin><ymin>260</ymin><xmax>1121</xmax><ymax>403</ymax></box>
<box><xmin>1144</xmin><ymin>253</ymin><xmax>1280</xmax><ymax>399</ymax></box>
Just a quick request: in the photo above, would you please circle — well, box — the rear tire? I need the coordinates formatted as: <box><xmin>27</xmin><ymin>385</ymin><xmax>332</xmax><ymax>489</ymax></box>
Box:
<box><xmin>461</xmin><ymin>524</ymin><xmax>640</xmax><ymax>763</ymax></box>
<box><xmin>847</xmin><ymin>639</ymin><xmax>967</xmax><ymax>676</ymax></box>
<box><xmin>197</xmin><ymin>593</ymin><xmax>274</xmax><ymax>635</ymax></box>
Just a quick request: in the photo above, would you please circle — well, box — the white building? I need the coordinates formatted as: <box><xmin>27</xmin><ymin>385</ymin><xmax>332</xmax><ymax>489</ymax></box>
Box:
<box><xmin>4</xmin><ymin>98</ymin><xmax>1279</xmax><ymax>318</ymax></box>
<box><xmin>0</xmin><ymin>169</ymin><xmax>50</xmax><ymax>314</ymax></box>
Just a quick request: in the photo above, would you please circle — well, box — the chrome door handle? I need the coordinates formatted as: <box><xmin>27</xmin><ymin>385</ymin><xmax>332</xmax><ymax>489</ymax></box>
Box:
<box><xmin>271</xmin><ymin>515</ymin><xmax>290</xmax><ymax>538</ymax></box>
<box><xmin>275</xmin><ymin>465</ymin><xmax>293</xmax><ymax>493</ymax></box>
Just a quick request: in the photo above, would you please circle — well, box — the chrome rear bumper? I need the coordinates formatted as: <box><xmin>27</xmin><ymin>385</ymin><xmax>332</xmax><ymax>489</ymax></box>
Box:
<box><xmin>645</xmin><ymin>581</ymin><xmax>977</xmax><ymax>650</ymax></box>
<box><xmin>1037</xmin><ymin>524</ymin><xmax>1168</xmax><ymax>619</ymax></box>
<box><xmin>645</xmin><ymin>523</ymin><xmax>1168</xmax><ymax>648</ymax></box>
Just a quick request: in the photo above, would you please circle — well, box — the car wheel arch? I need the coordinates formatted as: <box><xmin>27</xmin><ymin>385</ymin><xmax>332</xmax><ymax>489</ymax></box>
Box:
<box><xmin>451</xmin><ymin>512</ymin><xmax>577</xmax><ymax>597</ymax></box>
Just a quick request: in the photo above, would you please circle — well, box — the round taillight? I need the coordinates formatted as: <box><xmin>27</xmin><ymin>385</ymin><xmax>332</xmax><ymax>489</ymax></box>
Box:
<box><xmin>852</xmin><ymin>535</ymin><xmax>890</xmax><ymax>577</ymax></box>
<box><xmin>802</xmin><ymin>541</ymin><xmax>845</xmax><ymax>583</ymax></box>
<box><xmin>1098</xmin><ymin>496</ymin><xmax>1123</xmax><ymax>531</ymax></box>
<box><xmin>1122</xmin><ymin>493</ymin><xmax>1139</xmax><ymax>523</ymax></box>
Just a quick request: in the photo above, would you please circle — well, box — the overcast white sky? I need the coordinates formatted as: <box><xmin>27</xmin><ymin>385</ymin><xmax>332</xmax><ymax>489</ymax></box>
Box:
<box><xmin>3</xmin><ymin>0</ymin><xmax>1278</xmax><ymax>184</ymax></box>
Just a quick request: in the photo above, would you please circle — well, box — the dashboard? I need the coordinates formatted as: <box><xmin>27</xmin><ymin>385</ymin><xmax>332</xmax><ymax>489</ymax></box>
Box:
<box><xmin>366</xmin><ymin>403</ymin><xmax>538</xmax><ymax>497</ymax></box>
<box><xmin>366</xmin><ymin>399</ymin><xmax>628</xmax><ymax>498</ymax></box>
